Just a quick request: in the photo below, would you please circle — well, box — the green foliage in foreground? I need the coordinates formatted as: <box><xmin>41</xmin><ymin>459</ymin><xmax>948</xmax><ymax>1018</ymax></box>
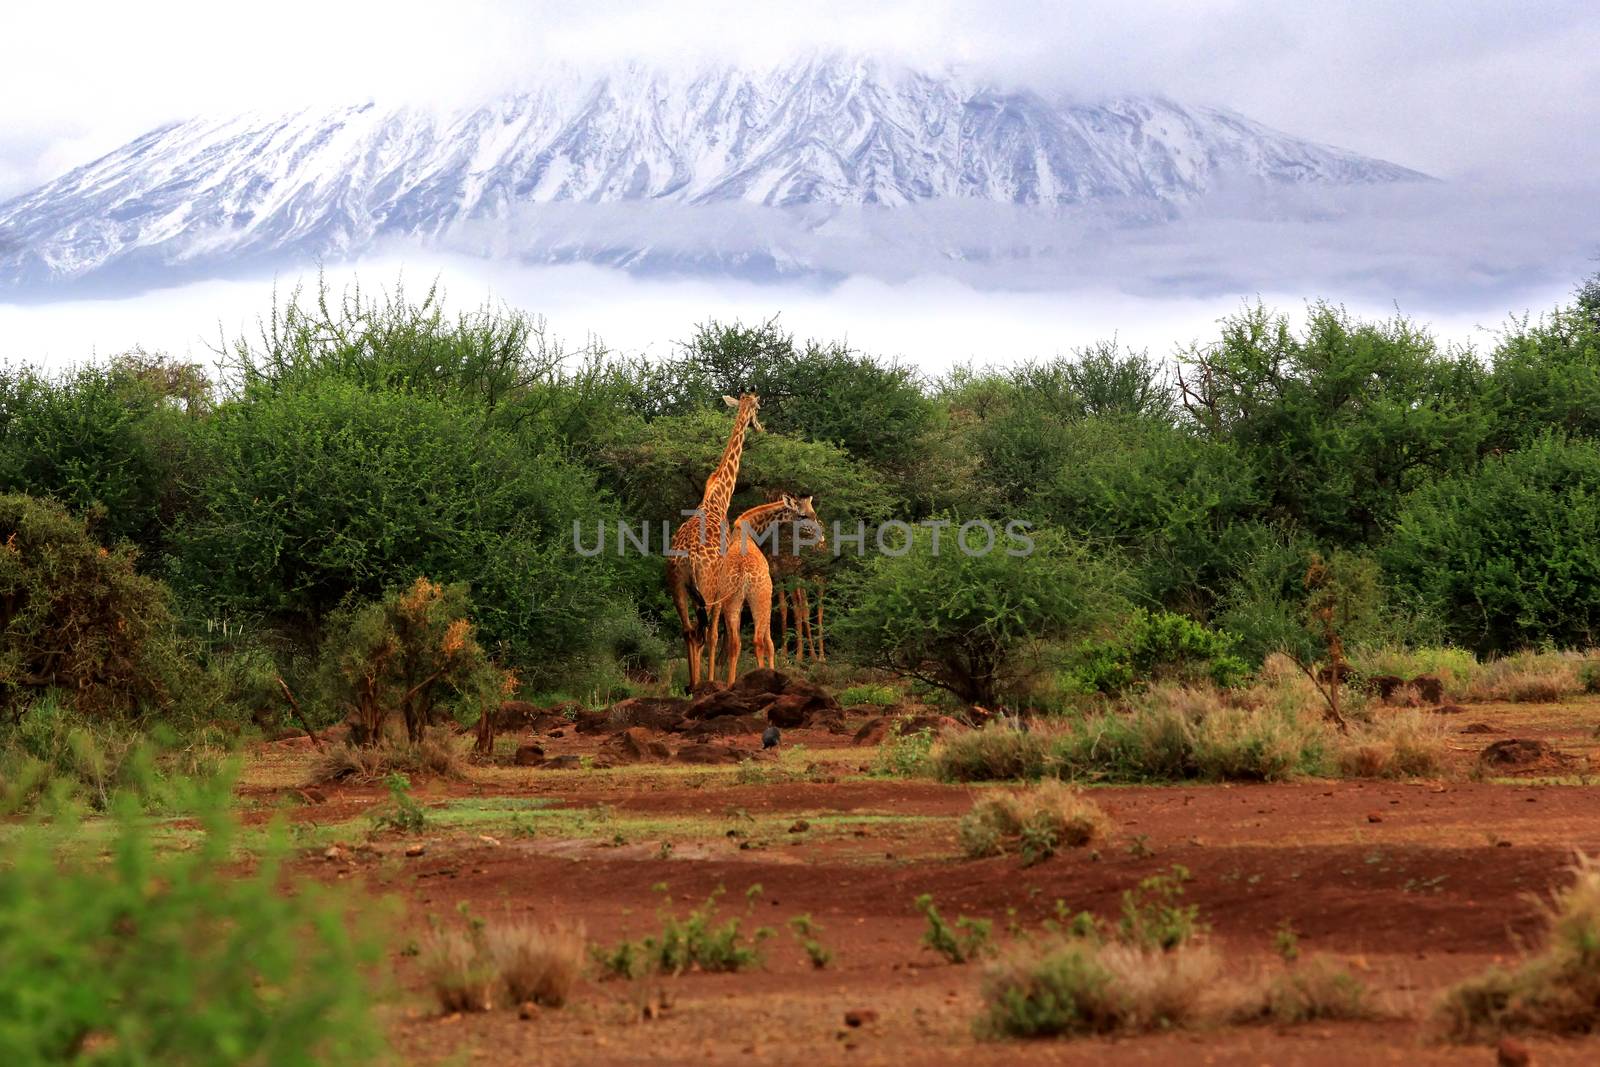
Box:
<box><xmin>0</xmin><ymin>783</ymin><xmax>385</xmax><ymax>1065</ymax></box>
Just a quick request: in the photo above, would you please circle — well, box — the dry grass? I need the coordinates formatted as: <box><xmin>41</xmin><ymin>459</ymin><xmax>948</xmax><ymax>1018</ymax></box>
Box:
<box><xmin>420</xmin><ymin>930</ymin><xmax>497</xmax><ymax>1013</ymax></box>
<box><xmin>977</xmin><ymin>939</ymin><xmax>1223</xmax><ymax>1038</ymax></box>
<box><xmin>308</xmin><ymin>729</ymin><xmax>466</xmax><ymax>784</ymax></box>
<box><xmin>486</xmin><ymin>921</ymin><xmax>586</xmax><ymax>1008</ymax></box>
<box><xmin>958</xmin><ymin>781</ymin><xmax>1109</xmax><ymax>863</ymax></box>
<box><xmin>1235</xmin><ymin>955</ymin><xmax>1377</xmax><ymax>1023</ymax></box>
<box><xmin>1438</xmin><ymin>853</ymin><xmax>1600</xmax><ymax>1040</ymax></box>
<box><xmin>1335</xmin><ymin>709</ymin><xmax>1452</xmax><ymax>779</ymax></box>
<box><xmin>421</xmin><ymin>920</ymin><xmax>586</xmax><ymax>1014</ymax></box>
<box><xmin>1465</xmin><ymin>652</ymin><xmax>1584</xmax><ymax>704</ymax></box>
<box><xmin>1348</xmin><ymin>646</ymin><xmax>1481</xmax><ymax>701</ymax></box>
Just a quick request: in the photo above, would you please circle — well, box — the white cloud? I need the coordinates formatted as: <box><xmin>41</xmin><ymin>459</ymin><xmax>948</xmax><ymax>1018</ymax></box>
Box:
<box><xmin>3</xmin><ymin>1</ymin><xmax>1599</xmax><ymax>200</ymax></box>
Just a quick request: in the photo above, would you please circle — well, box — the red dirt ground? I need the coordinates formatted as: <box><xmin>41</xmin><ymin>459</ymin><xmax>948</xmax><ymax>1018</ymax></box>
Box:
<box><xmin>248</xmin><ymin>698</ymin><xmax>1600</xmax><ymax>1065</ymax></box>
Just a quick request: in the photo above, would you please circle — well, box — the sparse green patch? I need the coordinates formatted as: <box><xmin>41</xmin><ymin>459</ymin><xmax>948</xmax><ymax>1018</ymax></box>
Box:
<box><xmin>593</xmin><ymin>886</ymin><xmax>772</xmax><ymax>978</ymax></box>
<box><xmin>916</xmin><ymin>893</ymin><xmax>995</xmax><ymax>964</ymax></box>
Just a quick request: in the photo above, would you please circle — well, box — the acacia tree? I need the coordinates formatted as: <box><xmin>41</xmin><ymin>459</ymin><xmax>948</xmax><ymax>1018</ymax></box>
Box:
<box><xmin>316</xmin><ymin>578</ymin><xmax>511</xmax><ymax>745</ymax></box>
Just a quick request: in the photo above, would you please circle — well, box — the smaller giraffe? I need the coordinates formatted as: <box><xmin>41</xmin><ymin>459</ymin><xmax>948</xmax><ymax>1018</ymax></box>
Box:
<box><xmin>705</xmin><ymin>495</ymin><xmax>823</xmax><ymax>685</ymax></box>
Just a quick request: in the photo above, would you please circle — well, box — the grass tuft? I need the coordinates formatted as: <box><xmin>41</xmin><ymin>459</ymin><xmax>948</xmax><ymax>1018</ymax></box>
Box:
<box><xmin>1438</xmin><ymin>853</ymin><xmax>1600</xmax><ymax>1040</ymax></box>
<box><xmin>958</xmin><ymin>780</ymin><xmax>1109</xmax><ymax>865</ymax></box>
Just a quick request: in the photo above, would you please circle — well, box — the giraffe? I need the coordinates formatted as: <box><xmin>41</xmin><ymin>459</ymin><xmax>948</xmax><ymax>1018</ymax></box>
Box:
<box><xmin>667</xmin><ymin>394</ymin><xmax>763</xmax><ymax>691</ymax></box>
<box><xmin>705</xmin><ymin>494</ymin><xmax>822</xmax><ymax>685</ymax></box>
<box><xmin>774</xmin><ymin>536</ymin><xmax>831</xmax><ymax>663</ymax></box>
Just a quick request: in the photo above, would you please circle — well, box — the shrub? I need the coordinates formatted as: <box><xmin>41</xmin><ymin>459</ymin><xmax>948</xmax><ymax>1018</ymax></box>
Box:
<box><xmin>593</xmin><ymin>887</ymin><xmax>771</xmax><ymax>978</ymax></box>
<box><xmin>786</xmin><ymin>915</ymin><xmax>833</xmax><ymax>969</ymax></box>
<box><xmin>1383</xmin><ymin>436</ymin><xmax>1600</xmax><ymax>655</ymax></box>
<box><xmin>170</xmin><ymin>376</ymin><xmax>623</xmax><ymax>677</ymax></box>
<box><xmin>1465</xmin><ymin>652</ymin><xmax>1584</xmax><ymax>704</ymax></box>
<box><xmin>977</xmin><ymin>940</ymin><xmax>1223</xmax><ymax>1039</ymax></box>
<box><xmin>872</xmin><ymin>724</ymin><xmax>939</xmax><ymax>778</ymax></box>
<box><xmin>421</xmin><ymin>929</ymin><xmax>497</xmax><ymax>1013</ymax></box>
<box><xmin>314</xmin><ymin>578</ymin><xmax>511</xmax><ymax>745</ymax></box>
<box><xmin>1438</xmin><ymin>853</ymin><xmax>1600</xmax><ymax>1040</ymax></box>
<box><xmin>308</xmin><ymin>730</ymin><xmax>465</xmax><ymax>784</ymax></box>
<box><xmin>1051</xmin><ymin>685</ymin><xmax>1331</xmax><ymax>783</ymax></box>
<box><xmin>1335</xmin><ymin>710</ymin><xmax>1450</xmax><ymax>779</ymax></box>
<box><xmin>959</xmin><ymin>782</ymin><xmax>1109</xmax><ymax>865</ymax></box>
<box><xmin>916</xmin><ymin>894</ymin><xmax>995</xmax><ymax>964</ymax></box>
<box><xmin>0</xmin><ymin>782</ymin><xmax>384</xmax><ymax>1063</ymax></box>
<box><xmin>1242</xmin><ymin>956</ymin><xmax>1375</xmax><ymax>1023</ymax></box>
<box><xmin>1118</xmin><ymin>866</ymin><xmax>1205</xmax><ymax>952</ymax></box>
<box><xmin>836</xmin><ymin>525</ymin><xmax>1127</xmax><ymax>706</ymax></box>
<box><xmin>1347</xmin><ymin>646</ymin><xmax>1482</xmax><ymax>701</ymax></box>
<box><xmin>838</xmin><ymin>683</ymin><xmax>899</xmax><ymax>706</ymax></box>
<box><xmin>0</xmin><ymin>493</ymin><xmax>189</xmax><ymax>721</ymax></box>
<box><xmin>1066</xmin><ymin>609</ymin><xmax>1248</xmax><ymax>695</ymax></box>
<box><xmin>933</xmin><ymin>722</ymin><xmax>1055</xmax><ymax>782</ymax></box>
<box><xmin>0</xmin><ymin>356</ymin><xmax>205</xmax><ymax>554</ymax></box>
<box><xmin>0</xmin><ymin>695</ymin><xmax>230</xmax><ymax>813</ymax></box>
<box><xmin>487</xmin><ymin>922</ymin><xmax>585</xmax><ymax>1008</ymax></box>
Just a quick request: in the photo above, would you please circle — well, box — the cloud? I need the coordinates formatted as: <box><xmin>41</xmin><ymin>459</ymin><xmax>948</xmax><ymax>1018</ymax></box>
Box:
<box><xmin>3</xmin><ymin>1</ymin><xmax>1599</xmax><ymax>201</ymax></box>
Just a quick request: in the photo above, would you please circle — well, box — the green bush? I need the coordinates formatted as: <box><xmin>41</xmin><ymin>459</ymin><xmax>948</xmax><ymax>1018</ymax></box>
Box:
<box><xmin>0</xmin><ymin>493</ymin><xmax>190</xmax><ymax>721</ymax></box>
<box><xmin>1066</xmin><ymin>609</ymin><xmax>1247</xmax><ymax>695</ymax></box>
<box><xmin>0</xmin><ymin>355</ymin><xmax>206</xmax><ymax>554</ymax></box>
<box><xmin>171</xmin><ymin>378</ymin><xmax>621</xmax><ymax>676</ymax></box>
<box><xmin>593</xmin><ymin>886</ymin><xmax>771</xmax><ymax>978</ymax></box>
<box><xmin>314</xmin><ymin>577</ymin><xmax>509</xmax><ymax>743</ymax></box>
<box><xmin>1384</xmin><ymin>436</ymin><xmax>1600</xmax><ymax>654</ymax></box>
<box><xmin>836</xmin><ymin>525</ymin><xmax>1127</xmax><ymax>706</ymax></box>
<box><xmin>0</xmin><ymin>783</ymin><xmax>385</xmax><ymax>1064</ymax></box>
<box><xmin>915</xmin><ymin>893</ymin><xmax>994</xmax><ymax>964</ymax></box>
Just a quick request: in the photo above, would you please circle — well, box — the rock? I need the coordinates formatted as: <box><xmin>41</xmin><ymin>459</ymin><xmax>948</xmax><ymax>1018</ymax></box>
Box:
<box><xmin>901</xmin><ymin>714</ymin><xmax>967</xmax><ymax>736</ymax></box>
<box><xmin>601</xmin><ymin>727</ymin><xmax>673</xmax><ymax>764</ymax></box>
<box><xmin>1461</xmin><ymin>722</ymin><xmax>1496</xmax><ymax>734</ymax></box>
<box><xmin>763</xmin><ymin>725</ymin><xmax>781</xmax><ymax>749</ymax></box>
<box><xmin>1368</xmin><ymin>674</ymin><xmax>1407</xmax><ymax>701</ymax></box>
<box><xmin>852</xmin><ymin>716</ymin><xmax>891</xmax><ymax>746</ymax></box>
<box><xmin>529</xmin><ymin>712</ymin><xmax>573</xmax><ymax>733</ymax></box>
<box><xmin>685</xmin><ymin>683</ymin><xmax>772</xmax><ymax>720</ymax></box>
<box><xmin>492</xmin><ymin>700</ymin><xmax>542</xmax><ymax>730</ymax></box>
<box><xmin>844</xmin><ymin>1009</ymin><xmax>879</xmax><ymax>1028</ymax></box>
<box><xmin>731</xmin><ymin>667</ymin><xmax>789</xmax><ymax>696</ymax></box>
<box><xmin>606</xmin><ymin>696</ymin><xmax>690</xmax><ymax>733</ymax></box>
<box><xmin>765</xmin><ymin>694</ymin><xmax>815</xmax><ymax>729</ymax></box>
<box><xmin>572</xmin><ymin>709</ymin><xmax>612</xmax><ymax>735</ymax></box>
<box><xmin>683</xmin><ymin>714</ymin><xmax>766</xmax><ymax>740</ymax></box>
<box><xmin>1433</xmin><ymin>703</ymin><xmax>1466</xmax><ymax>716</ymax></box>
<box><xmin>1496</xmin><ymin>1036</ymin><xmax>1531</xmax><ymax>1067</ymax></box>
<box><xmin>1366</xmin><ymin>812</ymin><xmax>1383</xmax><ymax>823</ymax></box>
<box><xmin>323</xmin><ymin>845</ymin><xmax>350</xmax><ymax>862</ymax></box>
<box><xmin>1480</xmin><ymin>738</ymin><xmax>1570</xmax><ymax>771</ymax></box>
<box><xmin>1410</xmin><ymin>675</ymin><xmax>1445</xmax><ymax>704</ymax></box>
<box><xmin>477</xmin><ymin>834</ymin><xmax>501</xmax><ymax>847</ymax></box>
<box><xmin>512</xmin><ymin>743</ymin><xmax>546</xmax><ymax>766</ymax></box>
<box><xmin>538</xmin><ymin>754</ymin><xmax>587</xmax><ymax>770</ymax></box>
<box><xmin>405</xmin><ymin>843</ymin><xmax>426</xmax><ymax>857</ymax></box>
<box><xmin>789</xmin><ymin>819</ymin><xmax>810</xmax><ymax>833</ymax></box>
<box><xmin>519</xmin><ymin>1001</ymin><xmax>539</xmax><ymax>1020</ymax></box>
<box><xmin>673</xmin><ymin>743</ymin><xmax>747</xmax><ymax>766</ymax></box>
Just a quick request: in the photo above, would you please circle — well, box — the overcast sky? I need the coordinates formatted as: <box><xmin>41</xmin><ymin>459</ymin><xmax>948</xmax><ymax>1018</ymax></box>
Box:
<box><xmin>1</xmin><ymin>1</ymin><xmax>1597</xmax><ymax>368</ymax></box>
<box><xmin>4</xmin><ymin>0</ymin><xmax>1599</xmax><ymax>199</ymax></box>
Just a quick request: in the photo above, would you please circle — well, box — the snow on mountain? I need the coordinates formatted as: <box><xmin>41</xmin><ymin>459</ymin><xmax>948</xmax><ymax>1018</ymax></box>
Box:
<box><xmin>0</xmin><ymin>56</ymin><xmax>1429</xmax><ymax>292</ymax></box>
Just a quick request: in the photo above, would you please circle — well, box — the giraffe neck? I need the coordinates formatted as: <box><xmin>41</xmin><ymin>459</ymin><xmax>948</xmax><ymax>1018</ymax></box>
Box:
<box><xmin>729</xmin><ymin>501</ymin><xmax>792</xmax><ymax>550</ymax></box>
<box><xmin>698</xmin><ymin>407</ymin><xmax>753</xmax><ymax>529</ymax></box>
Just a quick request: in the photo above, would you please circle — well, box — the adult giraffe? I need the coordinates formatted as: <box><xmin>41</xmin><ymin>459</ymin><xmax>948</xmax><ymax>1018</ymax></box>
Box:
<box><xmin>705</xmin><ymin>495</ymin><xmax>822</xmax><ymax>684</ymax></box>
<box><xmin>667</xmin><ymin>394</ymin><xmax>763</xmax><ymax>690</ymax></box>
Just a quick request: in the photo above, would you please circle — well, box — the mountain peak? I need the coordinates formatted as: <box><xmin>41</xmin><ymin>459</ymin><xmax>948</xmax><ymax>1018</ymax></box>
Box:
<box><xmin>0</xmin><ymin>58</ymin><xmax>1429</xmax><ymax>293</ymax></box>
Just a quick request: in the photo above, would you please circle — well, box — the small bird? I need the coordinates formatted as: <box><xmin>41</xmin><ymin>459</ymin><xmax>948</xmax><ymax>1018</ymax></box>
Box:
<box><xmin>762</xmin><ymin>726</ymin><xmax>781</xmax><ymax>749</ymax></box>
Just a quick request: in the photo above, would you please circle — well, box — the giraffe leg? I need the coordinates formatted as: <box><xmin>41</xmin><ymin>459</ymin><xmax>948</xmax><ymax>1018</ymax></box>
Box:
<box><xmin>723</xmin><ymin>590</ymin><xmax>744</xmax><ymax>685</ymax></box>
<box><xmin>793</xmin><ymin>587</ymin><xmax>809</xmax><ymax>662</ymax></box>
<box><xmin>815</xmin><ymin>580</ymin><xmax>826</xmax><ymax>662</ymax></box>
<box><xmin>669</xmin><ymin>557</ymin><xmax>704</xmax><ymax>692</ymax></box>
<box><xmin>776</xmin><ymin>583</ymin><xmax>789</xmax><ymax>662</ymax></box>
<box><xmin>753</xmin><ymin>569</ymin><xmax>774</xmax><ymax>670</ymax></box>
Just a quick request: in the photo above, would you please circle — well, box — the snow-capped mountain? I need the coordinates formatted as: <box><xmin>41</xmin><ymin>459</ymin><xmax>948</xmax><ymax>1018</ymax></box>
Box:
<box><xmin>0</xmin><ymin>56</ymin><xmax>1429</xmax><ymax>292</ymax></box>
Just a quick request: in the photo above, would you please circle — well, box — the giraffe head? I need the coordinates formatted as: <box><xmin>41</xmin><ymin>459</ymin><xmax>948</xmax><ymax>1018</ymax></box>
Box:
<box><xmin>768</xmin><ymin>493</ymin><xmax>825</xmax><ymax>554</ymax></box>
<box><xmin>723</xmin><ymin>393</ymin><xmax>765</xmax><ymax>433</ymax></box>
